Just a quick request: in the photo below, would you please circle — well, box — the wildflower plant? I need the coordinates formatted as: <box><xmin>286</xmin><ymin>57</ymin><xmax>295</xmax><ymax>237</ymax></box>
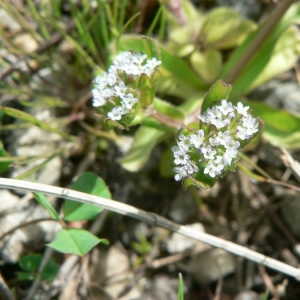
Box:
<box><xmin>92</xmin><ymin>51</ymin><xmax>162</xmax><ymax>129</ymax></box>
<box><xmin>171</xmin><ymin>81</ymin><xmax>263</xmax><ymax>190</ymax></box>
<box><xmin>92</xmin><ymin>47</ymin><xmax>263</xmax><ymax>190</ymax></box>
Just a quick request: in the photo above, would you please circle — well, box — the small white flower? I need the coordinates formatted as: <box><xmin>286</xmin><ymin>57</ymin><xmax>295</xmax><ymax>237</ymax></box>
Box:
<box><xmin>114</xmin><ymin>81</ymin><xmax>127</xmax><ymax>98</ymax></box>
<box><xmin>92</xmin><ymin>88</ymin><xmax>106</xmax><ymax>107</ymax></box>
<box><xmin>178</xmin><ymin>134</ymin><xmax>192</xmax><ymax>151</ymax></box>
<box><xmin>107</xmin><ymin>106</ymin><xmax>123</xmax><ymax>121</ymax></box>
<box><xmin>236</xmin><ymin>126</ymin><xmax>249</xmax><ymax>140</ymax></box>
<box><xmin>237</xmin><ymin>115</ymin><xmax>259</xmax><ymax>140</ymax></box>
<box><xmin>132</xmin><ymin>52</ymin><xmax>147</xmax><ymax>65</ymax></box>
<box><xmin>102</xmin><ymin>87</ymin><xmax>114</xmax><ymax>98</ymax></box>
<box><xmin>145</xmin><ymin>57</ymin><xmax>161</xmax><ymax>69</ymax></box>
<box><xmin>172</xmin><ymin>147</ymin><xmax>190</xmax><ymax>165</ymax></box>
<box><xmin>173</xmin><ymin>167</ymin><xmax>186</xmax><ymax>181</ymax></box>
<box><xmin>185</xmin><ymin>161</ymin><xmax>199</xmax><ymax>175</ymax></box>
<box><xmin>214</xmin><ymin>155</ymin><xmax>225</xmax><ymax>171</ymax></box>
<box><xmin>201</xmin><ymin>145</ymin><xmax>216</xmax><ymax>160</ymax></box>
<box><xmin>209</xmin><ymin>136</ymin><xmax>220</xmax><ymax>147</ymax></box>
<box><xmin>235</xmin><ymin>102</ymin><xmax>249</xmax><ymax>116</ymax></box>
<box><xmin>122</xmin><ymin>93</ymin><xmax>138</xmax><ymax>109</ymax></box>
<box><xmin>190</xmin><ymin>130</ymin><xmax>204</xmax><ymax>148</ymax></box>
<box><xmin>210</xmin><ymin>116</ymin><xmax>230</xmax><ymax>129</ymax></box>
<box><xmin>198</xmin><ymin>111</ymin><xmax>210</xmax><ymax>123</ymax></box>
<box><xmin>204</xmin><ymin>161</ymin><xmax>218</xmax><ymax>178</ymax></box>
<box><xmin>94</xmin><ymin>75</ymin><xmax>107</xmax><ymax>89</ymax></box>
<box><xmin>207</xmin><ymin>106</ymin><xmax>222</xmax><ymax>119</ymax></box>
<box><xmin>216</xmin><ymin>131</ymin><xmax>231</xmax><ymax>146</ymax></box>
<box><xmin>223</xmin><ymin>147</ymin><xmax>238</xmax><ymax>165</ymax></box>
<box><xmin>220</xmin><ymin>99</ymin><xmax>234</xmax><ymax>116</ymax></box>
<box><xmin>242</xmin><ymin>115</ymin><xmax>258</xmax><ymax>132</ymax></box>
<box><xmin>226</xmin><ymin>139</ymin><xmax>240</xmax><ymax>150</ymax></box>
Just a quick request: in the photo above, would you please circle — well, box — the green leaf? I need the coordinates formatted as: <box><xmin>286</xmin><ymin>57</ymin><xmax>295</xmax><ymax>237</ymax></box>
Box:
<box><xmin>200</xmin><ymin>80</ymin><xmax>232</xmax><ymax>114</ymax></box>
<box><xmin>33</xmin><ymin>193</ymin><xmax>60</xmax><ymax>221</ymax></box>
<box><xmin>182</xmin><ymin>170</ymin><xmax>218</xmax><ymax>191</ymax></box>
<box><xmin>221</xmin><ymin>3</ymin><xmax>300</xmax><ymax>98</ymax></box>
<box><xmin>118</xmin><ymin>126</ymin><xmax>166</xmax><ymax>172</ymax></box>
<box><xmin>153</xmin><ymin>98</ymin><xmax>185</xmax><ymax>121</ymax></box>
<box><xmin>249</xmin><ymin>102</ymin><xmax>300</xmax><ymax>149</ymax></box>
<box><xmin>0</xmin><ymin>141</ymin><xmax>12</xmax><ymax>174</ymax></box>
<box><xmin>262</xmin><ymin>290</ymin><xmax>269</xmax><ymax>300</ymax></box>
<box><xmin>17</xmin><ymin>254</ymin><xmax>59</xmax><ymax>282</ymax></box>
<box><xmin>190</xmin><ymin>49</ymin><xmax>222</xmax><ymax>84</ymax></box>
<box><xmin>139</xmin><ymin>74</ymin><xmax>155</xmax><ymax>107</ymax></box>
<box><xmin>177</xmin><ymin>273</ymin><xmax>184</xmax><ymax>300</ymax></box>
<box><xmin>244</xmin><ymin>26</ymin><xmax>300</xmax><ymax>93</ymax></box>
<box><xmin>47</xmin><ymin>228</ymin><xmax>106</xmax><ymax>256</ymax></box>
<box><xmin>64</xmin><ymin>172</ymin><xmax>110</xmax><ymax>221</ymax></box>
<box><xmin>112</xmin><ymin>34</ymin><xmax>161</xmax><ymax>60</ymax></box>
<box><xmin>200</xmin><ymin>7</ymin><xmax>257</xmax><ymax>49</ymax></box>
<box><xmin>160</xmin><ymin>46</ymin><xmax>206</xmax><ymax>91</ymax></box>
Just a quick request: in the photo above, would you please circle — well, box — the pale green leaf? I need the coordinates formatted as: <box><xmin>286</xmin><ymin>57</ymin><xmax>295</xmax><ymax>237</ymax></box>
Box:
<box><xmin>118</xmin><ymin>126</ymin><xmax>166</xmax><ymax>172</ymax></box>
<box><xmin>47</xmin><ymin>229</ymin><xmax>105</xmax><ymax>256</ymax></box>
<box><xmin>64</xmin><ymin>172</ymin><xmax>110</xmax><ymax>221</ymax></box>
<box><xmin>190</xmin><ymin>49</ymin><xmax>222</xmax><ymax>84</ymax></box>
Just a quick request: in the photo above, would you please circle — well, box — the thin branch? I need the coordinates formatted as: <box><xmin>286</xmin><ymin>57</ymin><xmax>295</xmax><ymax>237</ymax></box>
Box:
<box><xmin>0</xmin><ymin>218</ymin><xmax>57</xmax><ymax>241</ymax></box>
<box><xmin>0</xmin><ymin>273</ymin><xmax>15</xmax><ymax>300</ymax></box>
<box><xmin>0</xmin><ymin>178</ymin><xmax>300</xmax><ymax>280</ymax></box>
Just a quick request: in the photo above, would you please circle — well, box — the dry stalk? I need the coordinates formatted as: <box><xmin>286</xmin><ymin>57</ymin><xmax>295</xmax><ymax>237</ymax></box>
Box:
<box><xmin>0</xmin><ymin>178</ymin><xmax>299</xmax><ymax>280</ymax></box>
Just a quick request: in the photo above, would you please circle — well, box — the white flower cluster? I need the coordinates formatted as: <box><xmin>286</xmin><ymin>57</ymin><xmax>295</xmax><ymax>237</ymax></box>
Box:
<box><xmin>92</xmin><ymin>51</ymin><xmax>161</xmax><ymax>121</ymax></box>
<box><xmin>172</xmin><ymin>100</ymin><xmax>259</xmax><ymax>181</ymax></box>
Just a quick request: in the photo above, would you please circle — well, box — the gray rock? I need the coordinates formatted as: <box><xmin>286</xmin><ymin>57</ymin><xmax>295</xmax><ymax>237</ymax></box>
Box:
<box><xmin>234</xmin><ymin>290</ymin><xmax>259</xmax><ymax>300</ymax></box>
<box><xmin>189</xmin><ymin>248</ymin><xmax>236</xmax><ymax>284</ymax></box>
<box><xmin>0</xmin><ymin>190</ymin><xmax>61</xmax><ymax>262</ymax></box>
<box><xmin>0</xmin><ymin>8</ymin><xmax>21</xmax><ymax>31</ymax></box>
<box><xmin>166</xmin><ymin>223</ymin><xmax>205</xmax><ymax>254</ymax></box>
<box><xmin>8</xmin><ymin>108</ymin><xmax>62</xmax><ymax>187</ymax></box>
<box><xmin>280</xmin><ymin>192</ymin><xmax>300</xmax><ymax>238</ymax></box>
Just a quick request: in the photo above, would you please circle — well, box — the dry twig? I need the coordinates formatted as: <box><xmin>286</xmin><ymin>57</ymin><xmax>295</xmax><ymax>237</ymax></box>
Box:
<box><xmin>0</xmin><ymin>178</ymin><xmax>300</xmax><ymax>280</ymax></box>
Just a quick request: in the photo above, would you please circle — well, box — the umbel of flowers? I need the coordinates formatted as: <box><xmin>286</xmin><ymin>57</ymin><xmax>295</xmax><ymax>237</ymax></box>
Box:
<box><xmin>172</xmin><ymin>99</ymin><xmax>261</xmax><ymax>184</ymax></box>
<box><xmin>92</xmin><ymin>51</ymin><xmax>161</xmax><ymax>128</ymax></box>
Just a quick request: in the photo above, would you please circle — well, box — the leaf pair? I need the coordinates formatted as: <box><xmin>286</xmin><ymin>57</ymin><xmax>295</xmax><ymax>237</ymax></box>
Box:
<box><xmin>34</xmin><ymin>172</ymin><xmax>110</xmax><ymax>256</ymax></box>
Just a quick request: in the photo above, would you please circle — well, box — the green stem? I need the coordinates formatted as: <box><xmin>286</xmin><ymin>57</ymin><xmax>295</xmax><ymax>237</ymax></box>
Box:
<box><xmin>238</xmin><ymin>151</ymin><xmax>272</xmax><ymax>179</ymax></box>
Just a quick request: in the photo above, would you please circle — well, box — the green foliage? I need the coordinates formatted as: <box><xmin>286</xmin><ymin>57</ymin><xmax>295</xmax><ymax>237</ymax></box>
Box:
<box><xmin>47</xmin><ymin>228</ymin><xmax>108</xmax><ymax>256</ymax></box>
<box><xmin>1</xmin><ymin>0</ymin><xmax>300</xmax><ymax>286</ymax></box>
<box><xmin>17</xmin><ymin>254</ymin><xmax>59</xmax><ymax>282</ymax></box>
<box><xmin>199</xmin><ymin>7</ymin><xmax>257</xmax><ymax>49</ymax></box>
<box><xmin>0</xmin><ymin>141</ymin><xmax>12</xmax><ymax>174</ymax></box>
<box><xmin>64</xmin><ymin>172</ymin><xmax>110</xmax><ymax>221</ymax></box>
<box><xmin>113</xmin><ymin>34</ymin><xmax>161</xmax><ymax>61</ymax></box>
<box><xmin>118</xmin><ymin>126</ymin><xmax>166</xmax><ymax>172</ymax></box>
<box><xmin>33</xmin><ymin>192</ymin><xmax>60</xmax><ymax>221</ymax></box>
<box><xmin>250</xmin><ymin>102</ymin><xmax>300</xmax><ymax>149</ymax></box>
<box><xmin>153</xmin><ymin>98</ymin><xmax>185</xmax><ymax>121</ymax></box>
<box><xmin>131</xmin><ymin>233</ymin><xmax>151</xmax><ymax>257</ymax></box>
<box><xmin>262</xmin><ymin>290</ymin><xmax>269</xmax><ymax>300</ymax></box>
<box><xmin>200</xmin><ymin>80</ymin><xmax>232</xmax><ymax>114</ymax></box>
<box><xmin>177</xmin><ymin>273</ymin><xmax>184</xmax><ymax>300</ymax></box>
